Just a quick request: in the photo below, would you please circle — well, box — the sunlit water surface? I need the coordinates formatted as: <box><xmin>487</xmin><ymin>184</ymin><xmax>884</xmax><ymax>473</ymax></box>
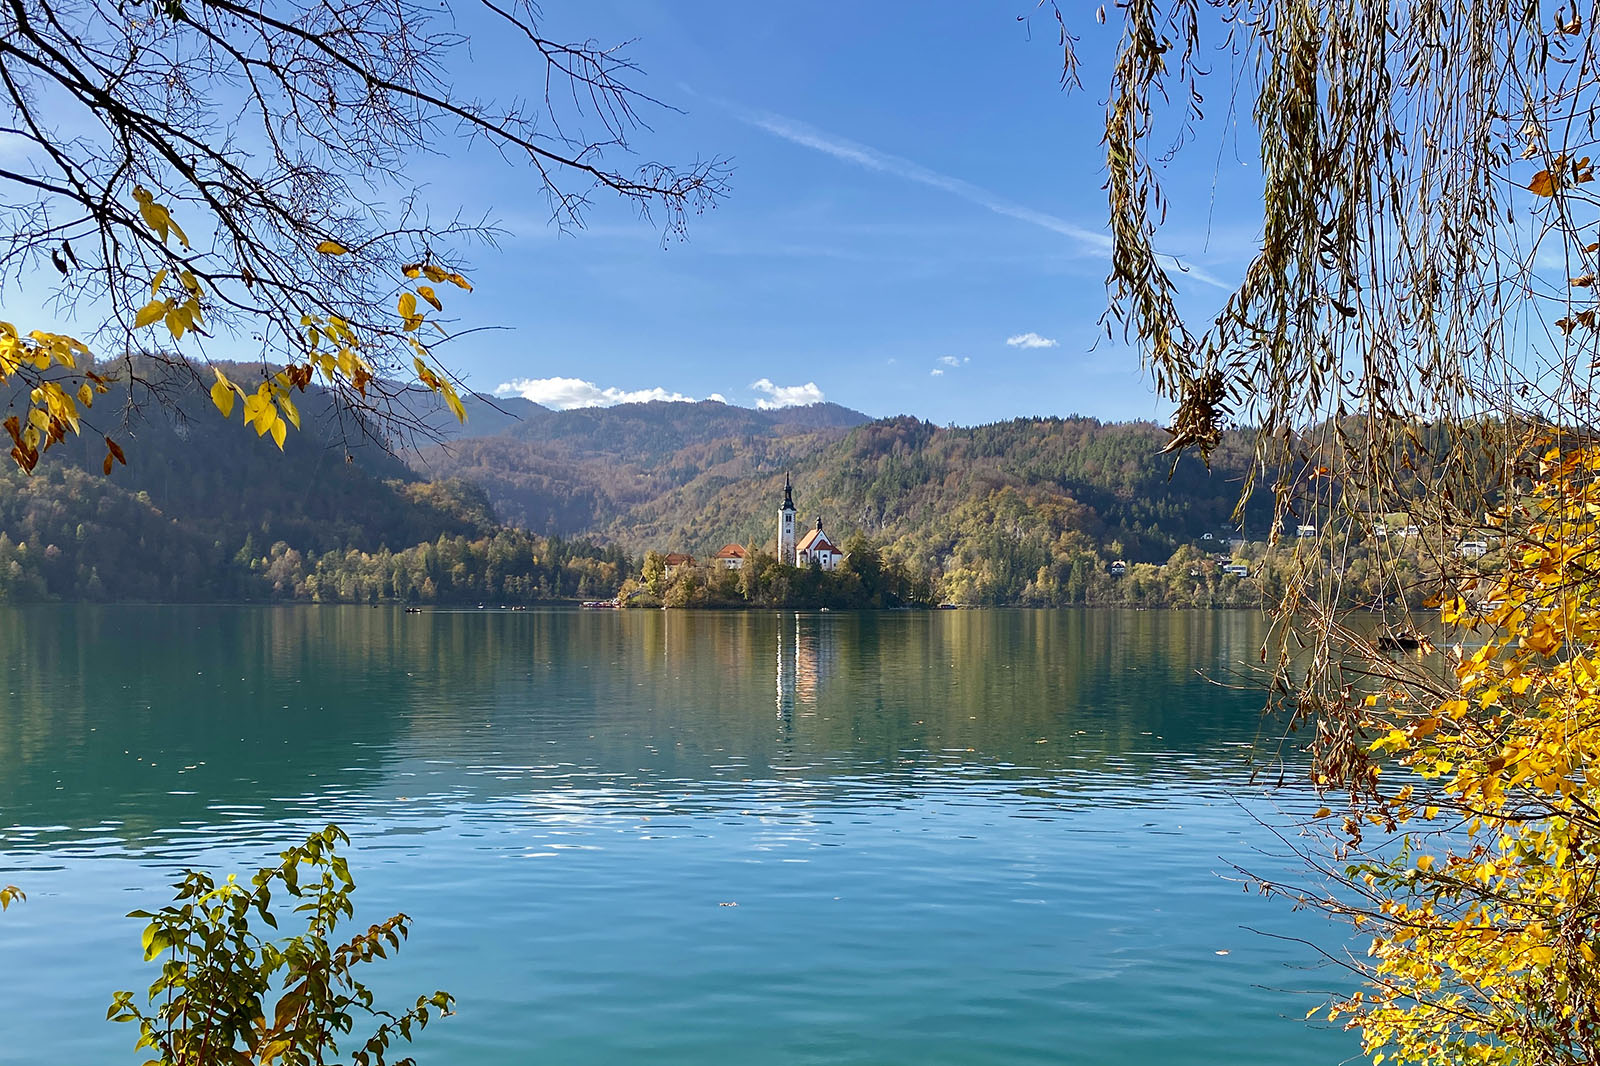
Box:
<box><xmin>0</xmin><ymin>606</ymin><xmax>1357</xmax><ymax>1064</ymax></box>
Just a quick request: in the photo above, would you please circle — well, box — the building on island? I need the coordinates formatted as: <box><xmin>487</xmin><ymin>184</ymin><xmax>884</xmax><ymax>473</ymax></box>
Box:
<box><xmin>646</xmin><ymin>476</ymin><xmax>846</xmax><ymax>583</ymax></box>
<box><xmin>776</xmin><ymin>474</ymin><xmax>844</xmax><ymax>570</ymax></box>
<box><xmin>796</xmin><ymin>517</ymin><xmax>842</xmax><ymax>571</ymax></box>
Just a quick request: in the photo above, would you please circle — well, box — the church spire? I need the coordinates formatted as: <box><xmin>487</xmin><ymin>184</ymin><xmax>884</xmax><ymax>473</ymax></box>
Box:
<box><xmin>778</xmin><ymin>472</ymin><xmax>797</xmax><ymax>562</ymax></box>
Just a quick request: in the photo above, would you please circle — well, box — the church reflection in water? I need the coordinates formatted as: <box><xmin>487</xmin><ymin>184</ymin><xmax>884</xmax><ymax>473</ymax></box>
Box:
<box><xmin>776</xmin><ymin>612</ymin><xmax>837</xmax><ymax>719</ymax></box>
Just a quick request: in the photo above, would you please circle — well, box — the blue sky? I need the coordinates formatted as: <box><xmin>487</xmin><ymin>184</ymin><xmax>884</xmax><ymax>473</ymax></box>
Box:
<box><xmin>399</xmin><ymin>1</ymin><xmax>1264</xmax><ymax>425</ymax></box>
<box><xmin>5</xmin><ymin>2</ymin><xmax>1263</xmax><ymax>426</ymax></box>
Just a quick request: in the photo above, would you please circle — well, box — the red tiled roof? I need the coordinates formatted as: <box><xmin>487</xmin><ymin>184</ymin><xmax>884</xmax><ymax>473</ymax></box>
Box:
<box><xmin>663</xmin><ymin>553</ymin><xmax>694</xmax><ymax>565</ymax></box>
<box><xmin>714</xmin><ymin>543</ymin><xmax>748</xmax><ymax>559</ymax></box>
<box><xmin>795</xmin><ymin>527</ymin><xmax>838</xmax><ymax>554</ymax></box>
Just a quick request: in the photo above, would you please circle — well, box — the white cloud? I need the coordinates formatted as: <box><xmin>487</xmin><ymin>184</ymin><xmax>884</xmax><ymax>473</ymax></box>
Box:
<box><xmin>750</xmin><ymin>378</ymin><xmax>825</xmax><ymax>409</ymax></box>
<box><xmin>1006</xmin><ymin>332</ymin><xmax>1059</xmax><ymax>350</ymax></box>
<box><xmin>930</xmin><ymin>368</ymin><xmax>944</xmax><ymax>377</ymax></box>
<box><xmin>707</xmin><ymin>393</ymin><xmax>728</xmax><ymax>404</ymax></box>
<box><xmin>494</xmin><ymin>376</ymin><xmax>697</xmax><ymax>409</ymax></box>
<box><xmin>937</xmin><ymin>355</ymin><xmax>968</xmax><ymax>367</ymax></box>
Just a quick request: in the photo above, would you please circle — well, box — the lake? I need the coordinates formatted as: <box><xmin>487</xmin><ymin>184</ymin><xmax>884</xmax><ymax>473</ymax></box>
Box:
<box><xmin>0</xmin><ymin>606</ymin><xmax>1357</xmax><ymax>1064</ymax></box>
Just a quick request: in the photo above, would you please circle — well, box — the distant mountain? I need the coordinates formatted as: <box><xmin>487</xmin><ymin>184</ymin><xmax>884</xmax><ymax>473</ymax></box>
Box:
<box><xmin>418</xmin><ymin>390</ymin><xmax>869</xmax><ymax>444</ymax></box>
<box><xmin>412</xmin><ymin>398</ymin><xmax>873</xmax><ymax>534</ymax></box>
<box><xmin>414</xmin><ymin>401</ymin><xmax>1278</xmax><ymax>603</ymax></box>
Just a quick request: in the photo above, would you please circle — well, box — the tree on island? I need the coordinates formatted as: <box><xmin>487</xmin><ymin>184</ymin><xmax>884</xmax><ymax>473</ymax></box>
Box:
<box><xmin>1077</xmin><ymin>1</ymin><xmax>1600</xmax><ymax>1061</ymax></box>
<box><xmin>0</xmin><ymin>0</ymin><xmax>727</xmax><ymax>471</ymax></box>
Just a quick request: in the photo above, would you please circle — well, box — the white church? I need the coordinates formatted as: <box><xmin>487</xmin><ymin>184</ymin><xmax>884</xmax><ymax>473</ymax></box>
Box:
<box><xmin>778</xmin><ymin>474</ymin><xmax>843</xmax><ymax>570</ymax></box>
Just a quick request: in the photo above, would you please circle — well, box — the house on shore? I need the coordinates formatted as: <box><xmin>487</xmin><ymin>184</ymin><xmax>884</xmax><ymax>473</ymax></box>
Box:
<box><xmin>663</xmin><ymin>553</ymin><xmax>694</xmax><ymax>578</ymax></box>
<box><xmin>714</xmin><ymin>544</ymin><xmax>748</xmax><ymax>571</ymax></box>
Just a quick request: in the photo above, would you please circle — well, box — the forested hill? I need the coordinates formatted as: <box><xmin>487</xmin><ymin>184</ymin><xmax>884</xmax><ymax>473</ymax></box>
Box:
<box><xmin>0</xmin><ymin>359</ymin><xmax>627</xmax><ymax>602</ymax></box>
<box><xmin>418</xmin><ymin>406</ymin><xmax>1275</xmax><ymax>562</ymax></box>
<box><xmin>0</xmin><ymin>358</ymin><xmax>1279</xmax><ymax>607</ymax></box>
<box><xmin>411</xmin><ymin>396</ymin><xmax>873</xmax><ymax>532</ymax></box>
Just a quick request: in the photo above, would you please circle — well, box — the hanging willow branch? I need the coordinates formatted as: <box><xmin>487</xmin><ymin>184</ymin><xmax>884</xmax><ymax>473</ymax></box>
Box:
<box><xmin>1076</xmin><ymin>0</ymin><xmax>1600</xmax><ymax>733</ymax></box>
<box><xmin>1071</xmin><ymin>3</ymin><xmax>1600</xmax><ymax>1061</ymax></box>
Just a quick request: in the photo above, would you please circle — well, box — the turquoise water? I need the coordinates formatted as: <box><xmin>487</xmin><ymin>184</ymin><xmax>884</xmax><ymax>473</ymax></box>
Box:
<box><xmin>0</xmin><ymin>606</ymin><xmax>1357</xmax><ymax>1064</ymax></box>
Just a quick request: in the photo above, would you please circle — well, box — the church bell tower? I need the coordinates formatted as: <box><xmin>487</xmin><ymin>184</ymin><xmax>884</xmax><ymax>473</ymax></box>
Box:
<box><xmin>778</xmin><ymin>473</ymin><xmax>797</xmax><ymax>562</ymax></box>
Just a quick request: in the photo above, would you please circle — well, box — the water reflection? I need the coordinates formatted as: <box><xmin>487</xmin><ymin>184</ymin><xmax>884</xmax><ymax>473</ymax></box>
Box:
<box><xmin>776</xmin><ymin>612</ymin><xmax>840</xmax><ymax>718</ymax></box>
<box><xmin>0</xmin><ymin>606</ymin><xmax>1353</xmax><ymax>1066</ymax></box>
<box><xmin>0</xmin><ymin>606</ymin><xmax>1295</xmax><ymax>849</ymax></box>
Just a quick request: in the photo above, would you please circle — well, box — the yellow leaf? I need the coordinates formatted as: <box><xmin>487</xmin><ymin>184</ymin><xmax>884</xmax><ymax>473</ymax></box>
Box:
<box><xmin>316</xmin><ymin>240</ymin><xmax>349</xmax><ymax>255</ymax></box>
<box><xmin>445</xmin><ymin>387</ymin><xmax>466</xmax><ymax>423</ymax></box>
<box><xmin>1530</xmin><ymin>170</ymin><xmax>1557</xmax><ymax>196</ymax></box>
<box><xmin>269</xmin><ymin>416</ymin><xmax>286</xmax><ymax>449</ymax></box>
<box><xmin>278</xmin><ymin>393</ymin><xmax>300</xmax><ymax>430</ymax></box>
<box><xmin>150</xmin><ymin>268</ymin><xmax>168</xmax><ymax>298</ymax></box>
<box><xmin>414</xmin><ymin>362</ymin><xmax>441</xmax><ymax>393</ymax></box>
<box><xmin>134</xmin><ymin>300</ymin><xmax>168</xmax><ymax>328</ymax></box>
<box><xmin>137</xmin><ymin>199</ymin><xmax>168</xmax><ymax>243</ymax></box>
<box><xmin>397</xmin><ymin>291</ymin><xmax>423</xmax><ymax>331</ymax></box>
<box><xmin>243</xmin><ymin>391</ymin><xmax>273</xmax><ymax>432</ymax></box>
<box><xmin>211</xmin><ymin>378</ymin><xmax>235</xmax><ymax>418</ymax></box>
<box><xmin>77</xmin><ymin>383</ymin><xmax>93</xmax><ymax>407</ymax></box>
<box><xmin>417</xmin><ymin>285</ymin><xmax>443</xmax><ymax>311</ymax></box>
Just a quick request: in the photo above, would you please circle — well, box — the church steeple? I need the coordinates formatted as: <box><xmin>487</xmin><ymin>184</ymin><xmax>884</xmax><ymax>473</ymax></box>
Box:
<box><xmin>777</xmin><ymin>472</ymin><xmax>797</xmax><ymax>562</ymax></box>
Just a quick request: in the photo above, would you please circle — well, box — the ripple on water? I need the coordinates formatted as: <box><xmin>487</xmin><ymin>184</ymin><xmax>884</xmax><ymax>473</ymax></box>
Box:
<box><xmin>0</xmin><ymin>606</ymin><xmax>1355</xmax><ymax>1066</ymax></box>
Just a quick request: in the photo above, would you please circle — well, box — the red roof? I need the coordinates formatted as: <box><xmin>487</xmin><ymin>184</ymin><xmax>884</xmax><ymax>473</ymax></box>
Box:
<box><xmin>795</xmin><ymin>527</ymin><xmax>838</xmax><ymax>554</ymax></box>
<box><xmin>714</xmin><ymin>543</ymin><xmax>748</xmax><ymax>559</ymax></box>
<box><xmin>663</xmin><ymin>553</ymin><xmax>694</xmax><ymax>566</ymax></box>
